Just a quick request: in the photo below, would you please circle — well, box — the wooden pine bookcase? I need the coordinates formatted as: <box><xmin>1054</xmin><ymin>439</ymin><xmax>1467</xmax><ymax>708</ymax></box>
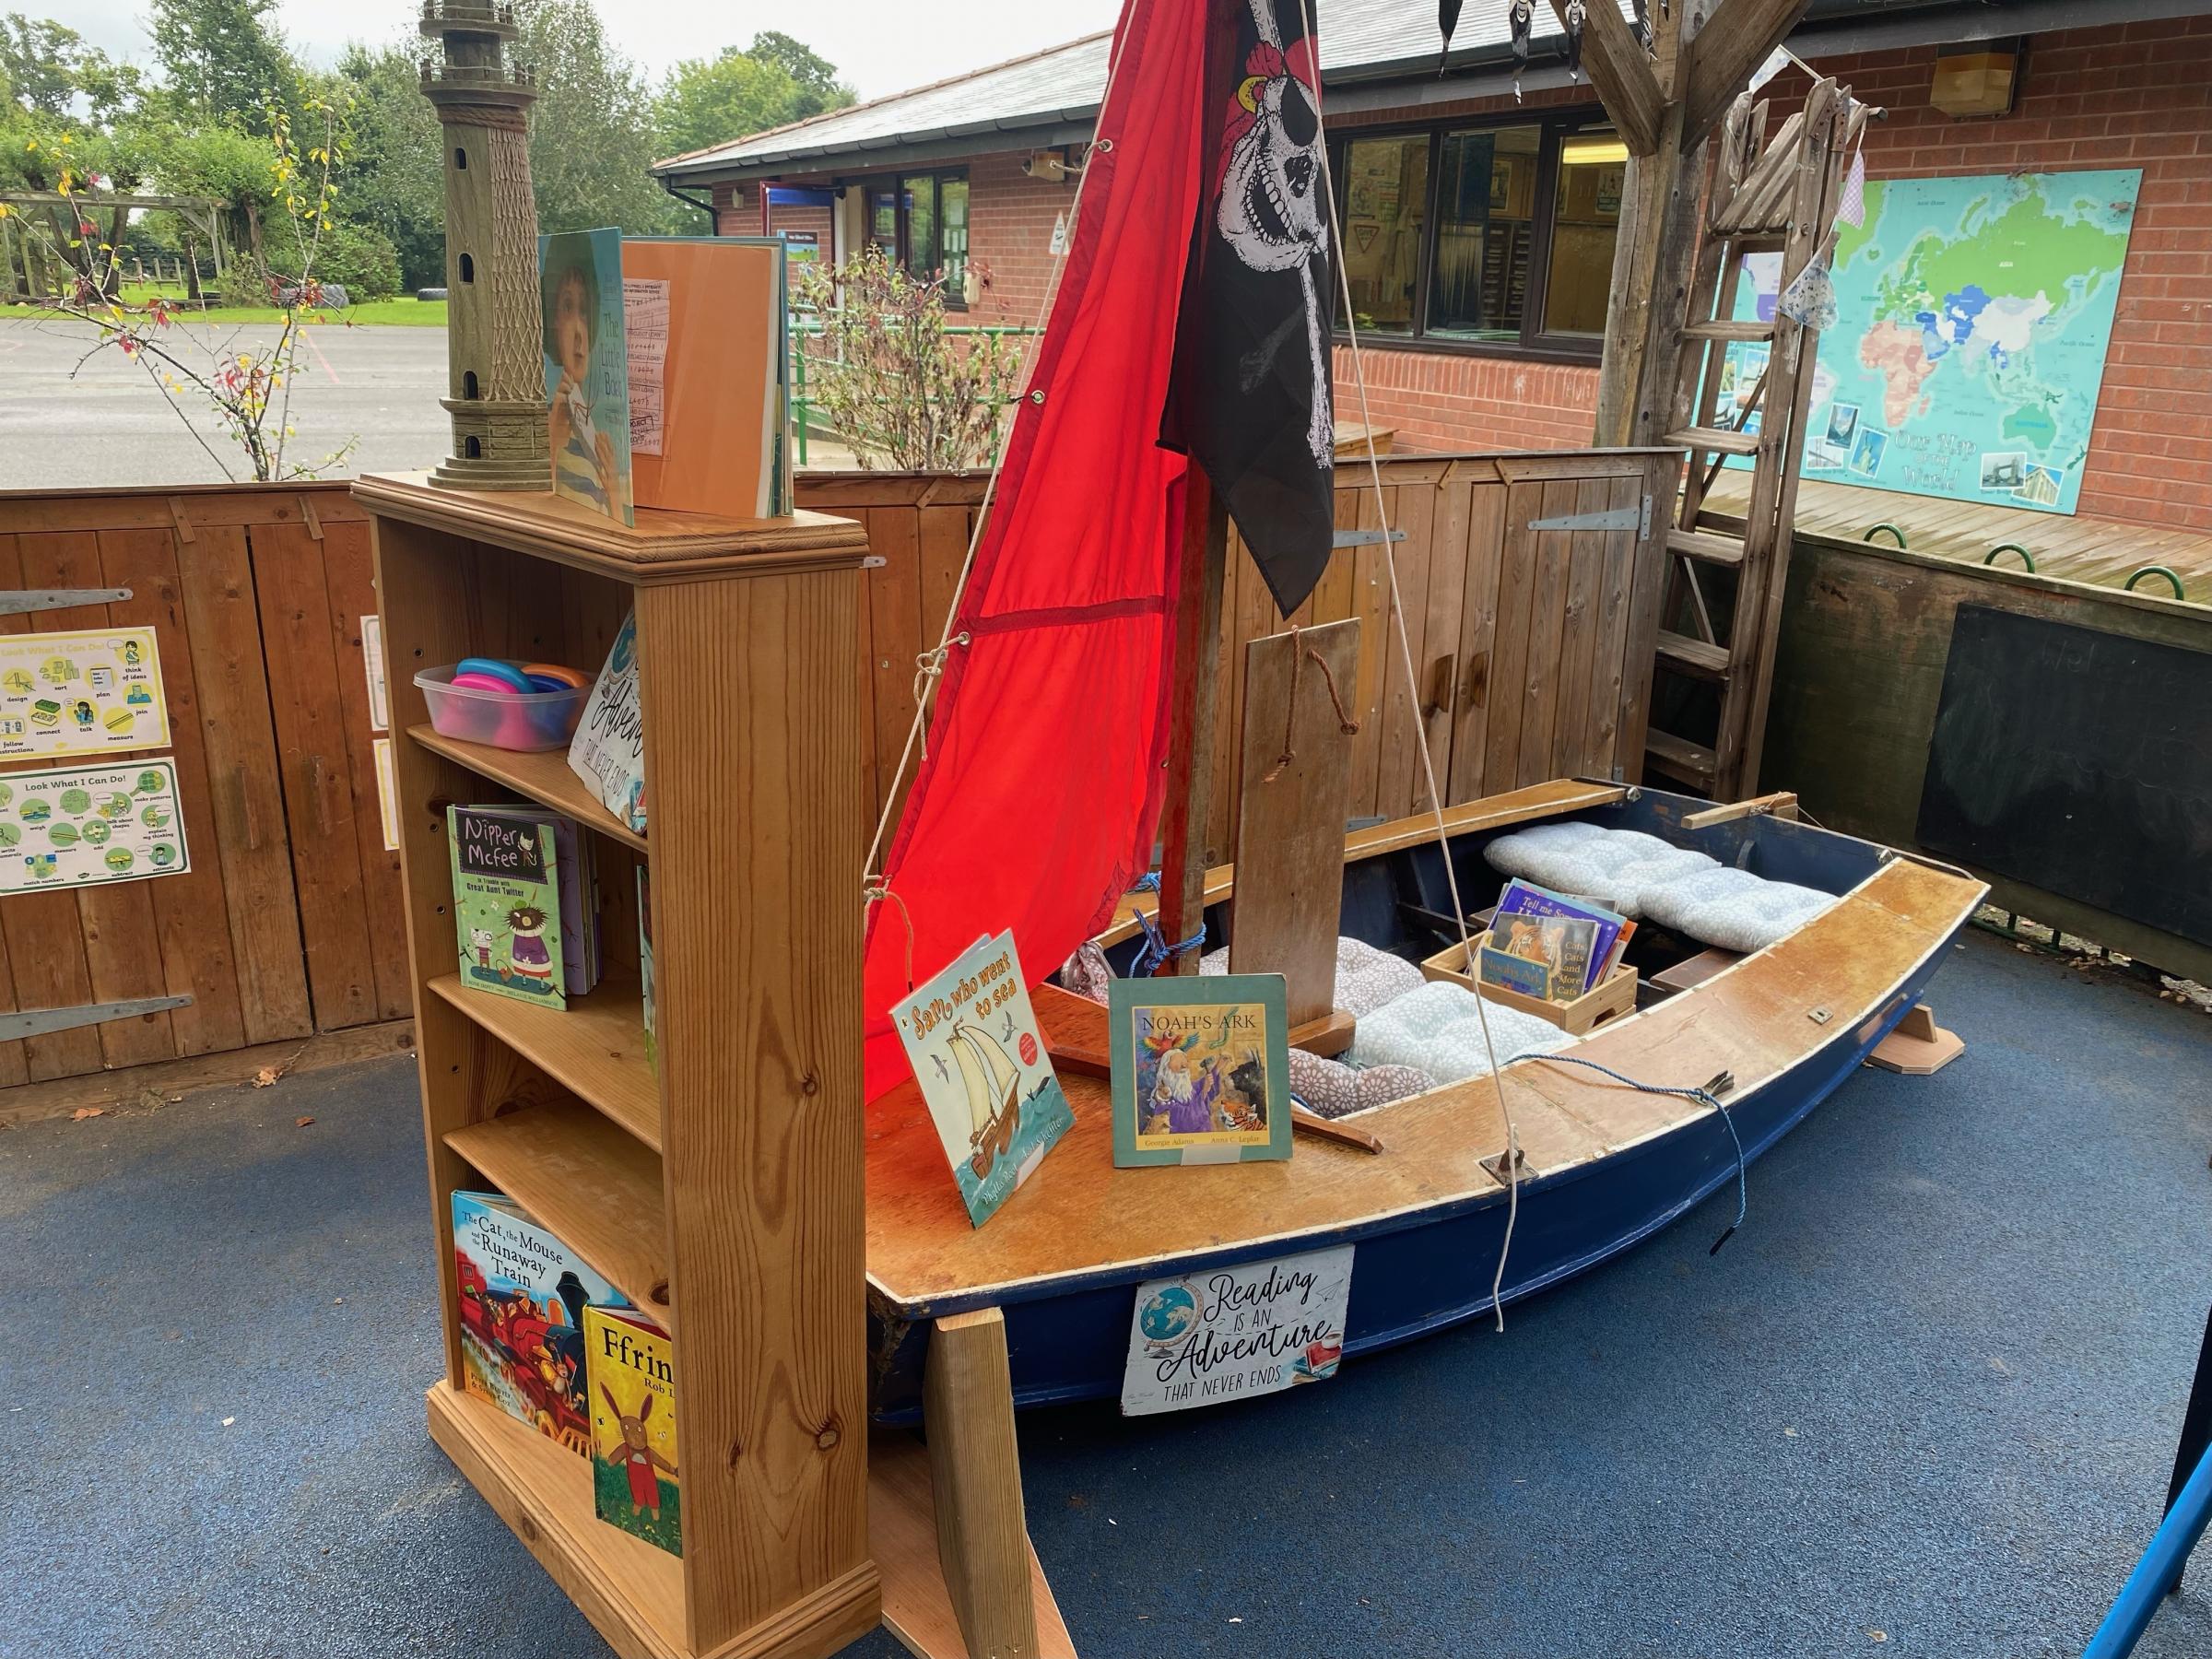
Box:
<box><xmin>359</xmin><ymin>473</ymin><xmax>878</xmax><ymax>1659</ymax></box>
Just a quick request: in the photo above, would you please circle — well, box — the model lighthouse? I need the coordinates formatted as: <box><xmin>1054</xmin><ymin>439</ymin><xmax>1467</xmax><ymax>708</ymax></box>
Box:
<box><xmin>419</xmin><ymin>1</ymin><xmax>549</xmax><ymax>489</ymax></box>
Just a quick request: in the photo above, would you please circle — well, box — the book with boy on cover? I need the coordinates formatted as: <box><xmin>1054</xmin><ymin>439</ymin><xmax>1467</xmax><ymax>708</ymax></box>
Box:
<box><xmin>890</xmin><ymin>930</ymin><xmax>1073</xmax><ymax>1228</ymax></box>
<box><xmin>452</xmin><ymin>1191</ymin><xmax>629</xmax><ymax>1456</ymax></box>
<box><xmin>449</xmin><ymin>806</ymin><xmax>596</xmax><ymax>1007</ymax></box>
<box><xmin>1488</xmin><ymin>878</ymin><xmax>1634</xmax><ymax>1000</ymax></box>
<box><xmin>540</xmin><ymin>228</ymin><xmax>635</xmax><ymax>525</ymax></box>
<box><xmin>1109</xmin><ymin>972</ymin><xmax>1292</xmax><ymax>1167</ymax></box>
<box><xmin>585</xmin><ymin>1305</ymin><xmax>680</xmax><ymax>1556</ymax></box>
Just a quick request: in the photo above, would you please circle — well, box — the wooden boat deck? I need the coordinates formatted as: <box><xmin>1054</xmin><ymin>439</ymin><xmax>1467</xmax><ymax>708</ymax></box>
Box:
<box><xmin>1701</xmin><ymin>471</ymin><xmax>2212</xmax><ymax>599</ymax></box>
<box><xmin>864</xmin><ymin>855</ymin><xmax>1981</xmax><ymax>1315</ymax></box>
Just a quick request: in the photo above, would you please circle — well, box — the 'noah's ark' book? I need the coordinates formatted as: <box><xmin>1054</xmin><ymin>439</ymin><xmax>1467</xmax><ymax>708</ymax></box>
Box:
<box><xmin>585</xmin><ymin>1305</ymin><xmax>680</xmax><ymax>1556</ymax></box>
<box><xmin>1109</xmin><ymin>971</ymin><xmax>1292</xmax><ymax>1167</ymax></box>
<box><xmin>452</xmin><ymin>1190</ymin><xmax>629</xmax><ymax>1457</ymax></box>
<box><xmin>890</xmin><ymin>930</ymin><xmax>1074</xmax><ymax>1229</ymax></box>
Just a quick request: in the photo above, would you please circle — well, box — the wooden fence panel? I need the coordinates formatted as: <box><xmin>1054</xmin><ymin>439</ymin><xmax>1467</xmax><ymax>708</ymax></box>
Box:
<box><xmin>0</xmin><ymin>454</ymin><xmax>1668</xmax><ymax>1091</ymax></box>
<box><xmin>802</xmin><ymin>448</ymin><xmax>1675</xmax><ymax>868</ymax></box>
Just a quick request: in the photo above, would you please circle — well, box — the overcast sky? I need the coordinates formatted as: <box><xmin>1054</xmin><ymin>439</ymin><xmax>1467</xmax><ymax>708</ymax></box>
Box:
<box><xmin>60</xmin><ymin>0</ymin><xmax>1123</xmax><ymax>100</ymax></box>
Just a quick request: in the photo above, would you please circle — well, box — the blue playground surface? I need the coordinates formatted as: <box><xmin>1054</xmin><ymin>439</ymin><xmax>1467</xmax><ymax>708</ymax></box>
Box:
<box><xmin>6</xmin><ymin>927</ymin><xmax>2211</xmax><ymax>1658</ymax></box>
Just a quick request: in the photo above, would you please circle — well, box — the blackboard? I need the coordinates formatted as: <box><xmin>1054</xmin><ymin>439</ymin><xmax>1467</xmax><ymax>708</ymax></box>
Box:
<box><xmin>1917</xmin><ymin>606</ymin><xmax>2212</xmax><ymax>947</ymax></box>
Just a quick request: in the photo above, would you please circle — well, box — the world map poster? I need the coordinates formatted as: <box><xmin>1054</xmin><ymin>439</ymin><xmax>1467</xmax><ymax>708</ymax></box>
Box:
<box><xmin>1724</xmin><ymin>169</ymin><xmax>2141</xmax><ymax>515</ymax></box>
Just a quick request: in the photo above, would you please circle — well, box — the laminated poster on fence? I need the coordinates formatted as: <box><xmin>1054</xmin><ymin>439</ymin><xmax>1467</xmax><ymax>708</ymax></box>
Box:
<box><xmin>0</xmin><ymin>759</ymin><xmax>187</xmax><ymax>893</ymax></box>
<box><xmin>0</xmin><ymin>627</ymin><xmax>169</xmax><ymax>760</ymax></box>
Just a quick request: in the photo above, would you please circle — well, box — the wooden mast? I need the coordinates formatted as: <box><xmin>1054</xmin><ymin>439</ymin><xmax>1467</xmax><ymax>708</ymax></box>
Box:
<box><xmin>1157</xmin><ymin>471</ymin><xmax>1230</xmax><ymax>976</ymax></box>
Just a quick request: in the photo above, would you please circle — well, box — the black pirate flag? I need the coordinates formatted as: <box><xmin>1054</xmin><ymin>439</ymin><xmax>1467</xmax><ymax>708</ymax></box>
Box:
<box><xmin>1160</xmin><ymin>0</ymin><xmax>1335</xmax><ymax>618</ymax></box>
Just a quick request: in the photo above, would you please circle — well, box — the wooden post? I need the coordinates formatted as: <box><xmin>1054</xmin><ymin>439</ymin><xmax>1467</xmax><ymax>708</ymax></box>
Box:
<box><xmin>1157</xmin><ymin>471</ymin><xmax>1230</xmax><ymax>974</ymax></box>
<box><xmin>924</xmin><ymin>1309</ymin><xmax>1041</xmax><ymax>1658</ymax></box>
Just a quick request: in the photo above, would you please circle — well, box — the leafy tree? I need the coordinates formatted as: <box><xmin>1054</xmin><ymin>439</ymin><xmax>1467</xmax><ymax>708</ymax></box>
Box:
<box><xmin>744</xmin><ymin>31</ymin><xmax>853</xmax><ymax>117</ymax></box>
<box><xmin>147</xmin><ymin>0</ymin><xmax>295</xmax><ymax>129</ymax></box>
<box><xmin>331</xmin><ymin>43</ymin><xmax>445</xmax><ymax>290</ymax></box>
<box><xmin>654</xmin><ymin>32</ymin><xmax>853</xmax><ymax>161</ymax></box>
<box><xmin>3</xmin><ymin>14</ymin><xmax>144</xmax><ymax>124</ymax></box>
<box><xmin>517</xmin><ymin>0</ymin><xmax>673</xmax><ymax>235</ymax></box>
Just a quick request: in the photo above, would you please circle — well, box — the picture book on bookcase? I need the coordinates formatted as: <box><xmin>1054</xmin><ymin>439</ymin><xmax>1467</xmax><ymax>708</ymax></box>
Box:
<box><xmin>452</xmin><ymin>1191</ymin><xmax>628</xmax><ymax>1456</ymax></box>
<box><xmin>538</xmin><ymin>229</ymin><xmax>794</xmax><ymax>527</ymax></box>
<box><xmin>568</xmin><ymin>610</ymin><xmax>645</xmax><ymax>835</ymax></box>
<box><xmin>890</xmin><ymin>931</ymin><xmax>1073</xmax><ymax>1228</ymax></box>
<box><xmin>585</xmin><ymin>1305</ymin><xmax>680</xmax><ymax>1556</ymax></box>
<box><xmin>448</xmin><ymin>805</ymin><xmax>603</xmax><ymax>1009</ymax></box>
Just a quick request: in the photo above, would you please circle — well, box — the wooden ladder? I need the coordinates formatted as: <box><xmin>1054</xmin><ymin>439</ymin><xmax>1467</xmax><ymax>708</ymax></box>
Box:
<box><xmin>1644</xmin><ymin>76</ymin><xmax>1869</xmax><ymax>798</ymax></box>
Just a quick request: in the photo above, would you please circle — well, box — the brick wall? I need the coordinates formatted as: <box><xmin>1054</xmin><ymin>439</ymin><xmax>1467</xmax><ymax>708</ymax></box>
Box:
<box><xmin>1331</xmin><ymin>346</ymin><xmax>1600</xmax><ymax>450</ymax></box>
<box><xmin>696</xmin><ymin>17</ymin><xmax>2210</xmax><ymax>529</ymax></box>
<box><xmin>1763</xmin><ymin>19</ymin><xmax>2212</xmax><ymax>532</ymax></box>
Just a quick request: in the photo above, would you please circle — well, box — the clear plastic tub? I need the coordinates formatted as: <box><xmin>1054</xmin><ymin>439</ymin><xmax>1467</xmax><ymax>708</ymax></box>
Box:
<box><xmin>416</xmin><ymin>665</ymin><xmax>594</xmax><ymax>752</ymax></box>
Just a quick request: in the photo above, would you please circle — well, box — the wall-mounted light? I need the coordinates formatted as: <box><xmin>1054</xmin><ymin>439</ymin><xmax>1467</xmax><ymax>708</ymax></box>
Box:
<box><xmin>1560</xmin><ymin>135</ymin><xmax>1630</xmax><ymax>166</ymax></box>
<box><xmin>1931</xmin><ymin>38</ymin><xmax>2022</xmax><ymax>119</ymax></box>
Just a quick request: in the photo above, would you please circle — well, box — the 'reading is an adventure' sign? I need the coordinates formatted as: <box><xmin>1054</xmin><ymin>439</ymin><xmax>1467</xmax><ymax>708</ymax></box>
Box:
<box><xmin>1120</xmin><ymin>1244</ymin><xmax>1351</xmax><ymax>1415</ymax></box>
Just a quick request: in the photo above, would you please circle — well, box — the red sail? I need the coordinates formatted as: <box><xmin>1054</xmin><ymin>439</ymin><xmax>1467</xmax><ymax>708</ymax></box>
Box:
<box><xmin>862</xmin><ymin>0</ymin><xmax>1207</xmax><ymax>1102</ymax></box>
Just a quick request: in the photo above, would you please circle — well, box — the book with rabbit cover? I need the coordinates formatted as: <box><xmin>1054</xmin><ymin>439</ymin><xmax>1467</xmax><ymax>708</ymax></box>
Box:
<box><xmin>585</xmin><ymin>1305</ymin><xmax>680</xmax><ymax>1555</ymax></box>
<box><xmin>452</xmin><ymin>1190</ymin><xmax>629</xmax><ymax>1457</ymax></box>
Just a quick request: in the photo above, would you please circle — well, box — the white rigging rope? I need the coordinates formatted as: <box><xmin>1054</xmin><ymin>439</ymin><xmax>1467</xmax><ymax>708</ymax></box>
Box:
<box><xmin>859</xmin><ymin>25</ymin><xmax>1137</xmax><ymax>896</ymax></box>
<box><xmin>1296</xmin><ymin>0</ymin><xmax>1524</xmax><ymax>1332</ymax></box>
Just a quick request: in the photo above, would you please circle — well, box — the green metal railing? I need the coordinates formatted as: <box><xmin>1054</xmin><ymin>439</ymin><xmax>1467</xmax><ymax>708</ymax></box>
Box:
<box><xmin>787</xmin><ymin>318</ymin><xmax>1043</xmax><ymax>467</ymax></box>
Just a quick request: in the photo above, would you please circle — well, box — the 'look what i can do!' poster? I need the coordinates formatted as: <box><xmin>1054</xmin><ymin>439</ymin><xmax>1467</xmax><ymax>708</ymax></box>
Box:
<box><xmin>0</xmin><ymin>759</ymin><xmax>188</xmax><ymax>892</ymax></box>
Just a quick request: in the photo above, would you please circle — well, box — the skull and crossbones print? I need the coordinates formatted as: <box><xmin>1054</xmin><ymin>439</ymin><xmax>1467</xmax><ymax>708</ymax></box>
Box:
<box><xmin>1215</xmin><ymin>0</ymin><xmax>1333</xmax><ymax>469</ymax></box>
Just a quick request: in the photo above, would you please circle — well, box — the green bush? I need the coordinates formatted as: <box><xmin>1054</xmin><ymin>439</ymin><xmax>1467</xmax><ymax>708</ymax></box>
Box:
<box><xmin>308</xmin><ymin>220</ymin><xmax>405</xmax><ymax>302</ymax></box>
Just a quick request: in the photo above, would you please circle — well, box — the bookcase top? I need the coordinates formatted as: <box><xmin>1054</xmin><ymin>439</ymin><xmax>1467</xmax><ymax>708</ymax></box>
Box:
<box><xmin>354</xmin><ymin>472</ymin><xmax>868</xmax><ymax>582</ymax></box>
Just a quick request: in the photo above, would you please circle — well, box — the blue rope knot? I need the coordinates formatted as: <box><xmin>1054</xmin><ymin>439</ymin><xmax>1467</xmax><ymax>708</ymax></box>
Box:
<box><xmin>1130</xmin><ymin>905</ymin><xmax>1206</xmax><ymax>977</ymax></box>
<box><xmin>1503</xmin><ymin>1050</ymin><xmax>1749</xmax><ymax>1253</ymax></box>
<box><xmin>1130</xmin><ymin>870</ymin><xmax>1161</xmax><ymax>894</ymax></box>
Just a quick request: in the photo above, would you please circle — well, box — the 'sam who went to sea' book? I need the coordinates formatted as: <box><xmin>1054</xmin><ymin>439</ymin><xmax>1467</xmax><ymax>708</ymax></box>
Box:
<box><xmin>890</xmin><ymin>931</ymin><xmax>1074</xmax><ymax>1228</ymax></box>
<box><xmin>1109</xmin><ymin>972</ymin><xmax>1292</xmax><ymax>1167</ymax></box>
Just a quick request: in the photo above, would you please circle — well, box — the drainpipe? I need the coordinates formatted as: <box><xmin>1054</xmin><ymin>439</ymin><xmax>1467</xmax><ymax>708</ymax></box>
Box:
<box><xmin>658</xmin><ymin>176</ymin><xmax>717</xmax><ymax>230</ymax></box>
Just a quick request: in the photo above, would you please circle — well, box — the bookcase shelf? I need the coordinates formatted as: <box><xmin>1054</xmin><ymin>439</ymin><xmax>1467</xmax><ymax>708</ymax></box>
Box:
<box><xmin>410</xmin><ymin>723</ymin><xmax>648</xmax><ymax>853</ymax></box>
<box><xmin>427</xmin><ymin>972</ymin><xmax>660</xmax><ymax>1151</ymax></box>
<box><xmin>444</xmin><ymin>1094</ymin><xmax>674</xmax><ymax>1330</ymax></box>
<box><xmin>365</xmin><ymin>474</ymin><xmax>877</xmax><ymax>1659</ymax></box>
<box><xmin>426</xmin><ymin>1382</ymin><xmax>688</xmax><ymax>1656</ymax></box>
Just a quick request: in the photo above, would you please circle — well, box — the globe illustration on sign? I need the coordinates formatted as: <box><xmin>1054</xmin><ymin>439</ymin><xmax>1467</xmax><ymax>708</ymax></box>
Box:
<box><xmin>1138</xmin><ymin>1284</ymin><xmax>1199</xmax><ymax>1345</ymax></box>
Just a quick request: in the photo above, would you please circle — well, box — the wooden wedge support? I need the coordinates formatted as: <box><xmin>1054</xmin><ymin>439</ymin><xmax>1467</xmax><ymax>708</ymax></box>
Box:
<box><xmin>1867</xmin><ymin>1004</ymin><xmax>1965</xmax><ymax>1076</ymax></box>
<box><xmin>1680</xmin><ymin>791</ymin><xmax>1798</xmax><ymax>829</ymax></box>
<box><xmin>872</xmin><ymin>1432</ymin><xmax>1074</xmax><ymax>1659</ymax></box>
<box><xmin>924</xmin><ymin>1309</ymin><xmax>1044</xmax><ymax>1659</ymax></box>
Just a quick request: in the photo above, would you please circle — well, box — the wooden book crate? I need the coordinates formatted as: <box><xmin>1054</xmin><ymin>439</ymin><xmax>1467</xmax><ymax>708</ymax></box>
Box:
<box><xmin>1420</xmin><ymin>930</ymin><xmax>1639</xmax><ymax>1036</ymax></box>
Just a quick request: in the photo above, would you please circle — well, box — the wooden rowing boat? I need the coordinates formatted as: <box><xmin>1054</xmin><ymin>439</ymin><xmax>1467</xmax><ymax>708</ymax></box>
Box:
<box><xmin>862</xmin><ymin>778</ymin><xmax>1983</xmax><ymax>1422</ymax></box>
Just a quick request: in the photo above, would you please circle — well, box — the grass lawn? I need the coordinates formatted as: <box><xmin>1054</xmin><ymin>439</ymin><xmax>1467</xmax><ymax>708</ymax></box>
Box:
<box><xmin>97</xmin><ymin>282</ymin><xmax>448</xmax><ymax>327</ymax></box>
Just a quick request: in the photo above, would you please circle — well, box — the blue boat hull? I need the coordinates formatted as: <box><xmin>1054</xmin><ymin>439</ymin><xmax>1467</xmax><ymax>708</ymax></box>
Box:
<box><xmin>865</xmin><ymin>786</ymin><xmax>1975</xmax><ymax>1424</ymax></box>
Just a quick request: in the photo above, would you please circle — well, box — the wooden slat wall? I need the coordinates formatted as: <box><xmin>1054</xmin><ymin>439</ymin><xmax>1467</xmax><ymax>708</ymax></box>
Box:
<box><xmin>0</xmin><ymin>452</ymin><xmax>1670</xmax><ymax>1088</ymax></box>
<box><xmin>0</xmin><ymin>485</ymin><xmax>401</xmax><ymax>1085</ymax></box>
<box><xmin>802</xmin><ymin>450</ymin><xmax>1675</xmax><ymax>866</ymax></box>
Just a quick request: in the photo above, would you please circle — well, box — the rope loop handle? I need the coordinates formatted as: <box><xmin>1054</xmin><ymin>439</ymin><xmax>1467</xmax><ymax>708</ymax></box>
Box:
<box><xmin>1260</xmin><ymin>626</ymin><xmax>1362</xmax><ymax>784</ymax></box>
